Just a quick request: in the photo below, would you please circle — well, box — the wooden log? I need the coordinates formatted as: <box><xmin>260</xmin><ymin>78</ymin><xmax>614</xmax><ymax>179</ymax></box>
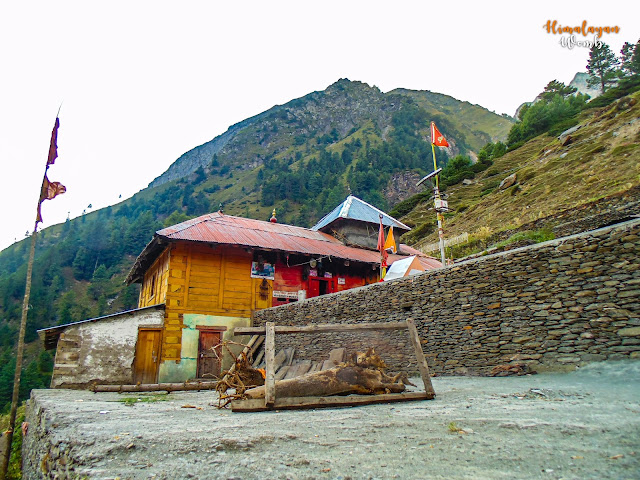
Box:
<box><xmin>220</xmin><ymin>335</ymin><xmax>262</xmax><ymax>385</ymax></box>
<box><xmin>265</xmin><ymin>322</ymin><xmax>276</xmax><ymax>407</ymax></box>
<box><xmin>234</xmin><ymin>321</ymin><xmax>408</xmax><ymax>335</ymax></box>
<box><xmin>232</xmin><ymin>391</ymin><xmax>434</xmax><ymax>412</ymax></box>
<box><xmin>245</xmin><ymin>364</ymin><xmax>407</xmax><ymax>400</ymax></box>
<box><xmin>93</xmin><ymin>381</ymin><xmax>219</xmax><ymax>393</ymax></box>
<box><xmin>406</xmin><ymin>319</ymin><xmax>435</xmax><ymax>396</ymax></box>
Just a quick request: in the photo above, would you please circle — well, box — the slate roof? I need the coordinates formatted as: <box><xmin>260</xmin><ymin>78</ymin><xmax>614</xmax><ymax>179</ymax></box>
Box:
<box><xmin>311</xmin><ymin>195</ymin><xmax>411</xmax><ymax>232</ymax></box>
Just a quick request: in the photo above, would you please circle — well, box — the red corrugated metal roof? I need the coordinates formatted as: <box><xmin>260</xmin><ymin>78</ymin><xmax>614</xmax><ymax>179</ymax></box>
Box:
<box><xmin>127</xmin><ymin>213</ymin><xmax>442</xmax><ymax>284</ymax></box>
<box><xmin>158</xmin><ymin>212</ymin><xmax>387</xmax><ymax>264</ymax></box>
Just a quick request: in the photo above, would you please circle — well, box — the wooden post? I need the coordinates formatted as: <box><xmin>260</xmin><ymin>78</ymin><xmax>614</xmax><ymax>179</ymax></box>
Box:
<box><xmin>264</xmin><ymin>322</ymin><xmax>276</xmax><ymax>407</ymax></box>
<box><xmin>0</xmin><ymin>223</ymin><xmax>37</xmax><ymax>480</ymax></box>
<box><xmin>406</xmin><ymin>319</ymin><xmax>435</xmax><ymax>396</ymax></box>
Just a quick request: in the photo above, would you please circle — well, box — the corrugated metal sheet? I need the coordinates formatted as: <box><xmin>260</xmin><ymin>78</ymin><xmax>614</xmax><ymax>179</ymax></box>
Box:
<box><xmin>312</xmin><ymin>195</ymin><xmax>411</xmax><ymax>232</ymax></box>
<box><xmin>158</xmin><ymin>212</ymin><xmax>389</xmax><ymax>264</ymax></box>
<box><xmin>127</xmin><ymin>213</ymin><xmax>442</xmax><ymax>284</ymax></box>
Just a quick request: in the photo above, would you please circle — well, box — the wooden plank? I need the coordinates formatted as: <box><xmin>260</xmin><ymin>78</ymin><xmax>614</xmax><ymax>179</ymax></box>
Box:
<box><xmin>406</xmin><ymin>318</ymin><xmax>435</xmax><ymax>396</ymax></box>
<box><xmin>295</xmin><ymin>360</ymin><xmax>312</xmax><ymax>377</ymax></box>
<box><xmin>308</xmin><ymin>362</ymin><xmax>322</xmax><ymax>373</ymax></box>
<box><xmin>231</xmin><ymin>391</ymin><xmax>434</xmax><ymax>412</ymax></box>
<box><xmin>328</xmin><ymin>348</ymin><xmax>347</xmax><ymax>365</ymax></box>
<box><xmin>284</xmin><ymin>347</ymin><xmax>295</xmax><ymax>366</ymax></box>
<box><xmin>283</xmin><ymin>360</ymin><xmax>311</xmax><ymax>379</ymax></box>
<box><xmin>273</xmin><ymin>349</ymin><xmax>287</xmax><ymax>371</ymax></box>
<box><xmin>183</xmin><ymin>248</ymin><xmax>192</xmax><ymax>309</ymax></box>
<box><xmin>264</xmin><ymin>322</ymin><xmax>276</xmax><ymax>407</ymax></box>
<box><xmin>275</xmin><ymin>365</ymin><xmax>290</xmax><ymax>381</ymax></box>
<box><xmin>252</xmin><ymin>348</ymin><xmax>265</xmax><ymax>367</ymax></box>
<box><xmin>321</xmin><ymin>359</ymin><xmax>335</xmax><ymax>371</ymax></box>
<box><xmin>187</xmin><ymin>287</ymin><xmax>219</xmax><ymax>296</ymax></box>
<box><xmin>234</xmin><ymin>321</ymin><xmax>408</xmax><ymax>335</ymax></box>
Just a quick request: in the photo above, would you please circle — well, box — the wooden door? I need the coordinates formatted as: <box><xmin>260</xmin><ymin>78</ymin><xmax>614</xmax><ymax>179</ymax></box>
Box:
<box><xmin>133</xmin><ymin>329</ymin><xmax>161</xmax><ymax>384</ymax></box>
<box><xmin>309</xmin><ymin>279</ymin><xmax>331</xmax><ymax>298</ymax></box>
<box><xmin>197</xmin><ymin>330</ymin><xmax>223</xmax><ymax>378</ymax></box>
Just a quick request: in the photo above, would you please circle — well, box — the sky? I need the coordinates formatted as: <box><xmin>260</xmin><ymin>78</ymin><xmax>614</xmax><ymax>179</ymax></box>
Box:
<box><xmin>0</xmin><ymin>0</ymin><xmax>637</xmax><ymax>251</ymax></box>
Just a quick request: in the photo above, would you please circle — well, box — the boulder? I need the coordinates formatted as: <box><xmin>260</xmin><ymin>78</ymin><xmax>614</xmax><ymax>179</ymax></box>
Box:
<box><xmin>499</xmin><ymin>173</ymin><xmax>517</xmax><ymax>190</ymax></box>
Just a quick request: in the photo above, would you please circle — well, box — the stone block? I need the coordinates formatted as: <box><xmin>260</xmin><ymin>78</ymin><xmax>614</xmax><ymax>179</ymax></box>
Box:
<box><xmin>618</xmin><ymin>327</ymin><xmax>640</xmax><ymax>336</ymax></box>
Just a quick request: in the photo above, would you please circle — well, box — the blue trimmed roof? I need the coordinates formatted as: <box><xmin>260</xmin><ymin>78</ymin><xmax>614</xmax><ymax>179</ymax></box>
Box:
<box><xmin>312</xmin><ymin>195</ymin><xmax>411</xmax><ymax>232</ymax></box>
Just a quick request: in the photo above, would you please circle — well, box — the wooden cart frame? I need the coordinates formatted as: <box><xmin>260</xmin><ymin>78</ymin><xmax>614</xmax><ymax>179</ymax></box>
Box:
<box><xmin>231</xmin><ymin>319</ymin><xmax>435</xmax><ymax>412</ymax></box>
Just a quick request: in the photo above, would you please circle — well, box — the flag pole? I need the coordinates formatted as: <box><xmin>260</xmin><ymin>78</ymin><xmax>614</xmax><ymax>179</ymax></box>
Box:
<box><xmin>0</xmin><ymin>218</ymin><xmax>38</xmax><ymax>480</ymax></box>
<box><xmin>431</xmin><ymin>142</ymin><xmax>447</xmax><ymax>267</ymax></box>
<box><xmin>1</xmin><ymin>115</ymin><xmax>64</xmax><ymax>480</ymax></box>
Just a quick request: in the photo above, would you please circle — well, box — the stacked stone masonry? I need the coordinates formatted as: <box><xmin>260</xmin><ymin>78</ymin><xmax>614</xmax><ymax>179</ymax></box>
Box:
<box><xmin>254</xmin><ymin>219</ymin><xmax>640</xmax><ymax>375</ymax></box>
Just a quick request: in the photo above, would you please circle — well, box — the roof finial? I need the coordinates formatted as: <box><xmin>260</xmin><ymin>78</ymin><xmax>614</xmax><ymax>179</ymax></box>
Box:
<box><xmin>218</xmin><ymin>203</ymin><xmax>224</xmax><ymax>214</ymax></box>
<box><xmin>270</xmin><ymin>208</ymin><xmax>277</xmax><ymax>223</ymax></box>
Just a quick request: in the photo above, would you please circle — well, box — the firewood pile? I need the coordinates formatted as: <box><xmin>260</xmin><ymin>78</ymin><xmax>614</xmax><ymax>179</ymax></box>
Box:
<box><xmin>225</xmin><ymin>320</ymin><xmax>435</xmax><ymax>411</ymax></box>
<box><xmin>215</xmin><ymin>341</ymin><xmax>416</xmax><ymax>408</ymax></box>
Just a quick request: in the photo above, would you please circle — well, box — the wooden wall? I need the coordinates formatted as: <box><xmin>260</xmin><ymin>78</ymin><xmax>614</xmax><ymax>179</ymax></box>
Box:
<box><xmin>156</xmin><ymin>242</ymin><xmax>273</xmax><ymax>361</ymax></box>
<box><xmin>139</xmin><ymin>249</ymin><xmax>170</xmax><ymax>307</ymax></box>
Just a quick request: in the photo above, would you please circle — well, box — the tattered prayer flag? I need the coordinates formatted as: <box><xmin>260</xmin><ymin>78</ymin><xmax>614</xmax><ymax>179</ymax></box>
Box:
<box><xmin>40</xmin><ymin>175</ymin><xmax>66</xmax><ymax>201</ymax></box>
<box><xmin>37</xmin><ymin>117</ymin><xmax>66</xmax><ymax>223</ymax></box>
<box><xmin>430</xmin><ymin>121</ymin><xmax>449</xmax><ymax>147</ymax></box>
<box><xmin>36</xmin><ymin>176</ymin><xmax>66</xmax><ymax>223</ymax></box>
<box><xmin>47</xmin><ymin>117</ymin><xmax>60</xmax><ymax>166</ymax></box>
<box><xmin>384</xmin><ymin>226</ymin><xmax>397</xmax><ymax>254</ymax></box>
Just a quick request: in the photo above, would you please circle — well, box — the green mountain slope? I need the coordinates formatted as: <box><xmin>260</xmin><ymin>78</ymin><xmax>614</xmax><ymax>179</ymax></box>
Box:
<box><xmin>399</xmin><ymin>90</ymin><xmax>640</xmax><ymax>252</ymax></box>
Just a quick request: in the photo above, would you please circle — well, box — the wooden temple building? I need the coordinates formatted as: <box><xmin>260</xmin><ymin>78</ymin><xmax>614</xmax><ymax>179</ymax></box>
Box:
<box><xmin>39</xmin><ymin>196</ymin><xmax>441</xmax><ymax>388</ymax></box>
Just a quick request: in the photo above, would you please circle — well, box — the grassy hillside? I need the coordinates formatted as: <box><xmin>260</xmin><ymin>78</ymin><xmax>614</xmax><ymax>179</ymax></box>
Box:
<box><xmin>399</xmin><ymin>90</ymin><xmax>640</xmax><ymax>253</ymax></box>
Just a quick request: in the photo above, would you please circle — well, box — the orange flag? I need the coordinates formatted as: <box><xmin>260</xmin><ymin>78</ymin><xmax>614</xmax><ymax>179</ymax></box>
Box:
<box><xmin>384</xmin><ymin>226</ymin><xmax>397</xmax><ymax>253</ymax></box>
<box><xmin>430</xmin><ymin>121</ymin><xmax>449</xmax><ymax>147</ymax></box>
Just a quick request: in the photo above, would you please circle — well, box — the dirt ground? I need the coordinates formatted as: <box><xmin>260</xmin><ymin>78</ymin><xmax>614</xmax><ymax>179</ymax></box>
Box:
<box><xmin>26</xmin><ymin>361</ymin><xmax>640</xmax><ymax>480</ymax></box>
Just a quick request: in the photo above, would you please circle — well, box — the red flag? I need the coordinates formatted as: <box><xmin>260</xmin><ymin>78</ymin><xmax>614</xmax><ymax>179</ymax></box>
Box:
<box><xmin>37</xmin><ymin>175</ymin><xmax>66</xmax><ymax>223</ymax></box>
<box><xmin>47</xmin><ymin>117</ymin><xmax>60</xmax><ymax>166</ymax></box>
<box><xmin>430</xmin><ymin>121</ymin><xmax>449</xmax><ymax>147</ymax></box>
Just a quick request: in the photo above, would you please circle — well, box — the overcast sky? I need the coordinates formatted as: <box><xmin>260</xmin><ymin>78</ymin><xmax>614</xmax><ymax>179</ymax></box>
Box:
<box><xmin>0</xmin><ymin>0</ymin><xmax>637</xmax><ymax>251</ymax></box>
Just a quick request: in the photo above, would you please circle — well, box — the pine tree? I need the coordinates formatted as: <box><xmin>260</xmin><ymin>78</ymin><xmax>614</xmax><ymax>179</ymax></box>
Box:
<box><xmin>540</xmin><ymin>80</ymin><xmax>577</xmax><ymax>102</ymax></box>
<box><xmin>620</xmin><ymin>40</ymin><xmax>640</xmax><ymax>76</ymax></box>
<box><xmin>586</xmin><ymin>41</ymin><xmax>620</xmax><ymax>93</ymax></box>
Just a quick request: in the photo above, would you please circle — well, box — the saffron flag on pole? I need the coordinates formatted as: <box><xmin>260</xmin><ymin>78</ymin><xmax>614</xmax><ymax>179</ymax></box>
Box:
<box><xmin>37</xmin><ymin>117</ymin><xmax>66</xmax><ymax>223</ymax></box>
<box><xmin>430</xmin><ymin>121</ymin><xmax>449</xmax><ymax>147</ymax></box>
<box><xmin>383</xmin><ymin>226</ymin><xmax>397</xmax><ymax>253</ymax></box>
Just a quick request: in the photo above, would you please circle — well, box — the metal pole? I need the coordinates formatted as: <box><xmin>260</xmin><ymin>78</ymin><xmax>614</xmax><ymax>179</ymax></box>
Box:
<box><xmin>0</xmin><ymin>222</ymin><xmax>37</xmax><ymax>480</ymax></box>
<box><xmin>431</xmin><ymin>143</ymin><xmax>447</xmax><ymax>267</ymax></box>
<box><xmin>433</xmin><ymin>187</ymin><xmax>446</xmax><ymax>267</ymax></box>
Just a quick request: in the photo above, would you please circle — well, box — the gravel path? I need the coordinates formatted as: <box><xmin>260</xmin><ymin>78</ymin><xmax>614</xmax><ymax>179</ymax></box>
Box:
<box><xmin>25</xmin><ymin>361</ymin><xmax>640</xmax><ymax>479</ymax></box>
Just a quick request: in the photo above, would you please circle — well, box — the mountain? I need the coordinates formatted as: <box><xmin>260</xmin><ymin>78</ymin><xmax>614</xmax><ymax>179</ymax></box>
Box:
<box><xmin>148</xmin><ymin>79</ymin><xmax>512</xmax><ymax>206</ymax></box>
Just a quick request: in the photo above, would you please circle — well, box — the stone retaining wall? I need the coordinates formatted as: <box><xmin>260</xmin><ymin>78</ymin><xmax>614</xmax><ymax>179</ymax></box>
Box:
<box><xmin>254</xmin><ymin>219</ymin><xmax>640</xmax><ymax>375</ymax></box>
